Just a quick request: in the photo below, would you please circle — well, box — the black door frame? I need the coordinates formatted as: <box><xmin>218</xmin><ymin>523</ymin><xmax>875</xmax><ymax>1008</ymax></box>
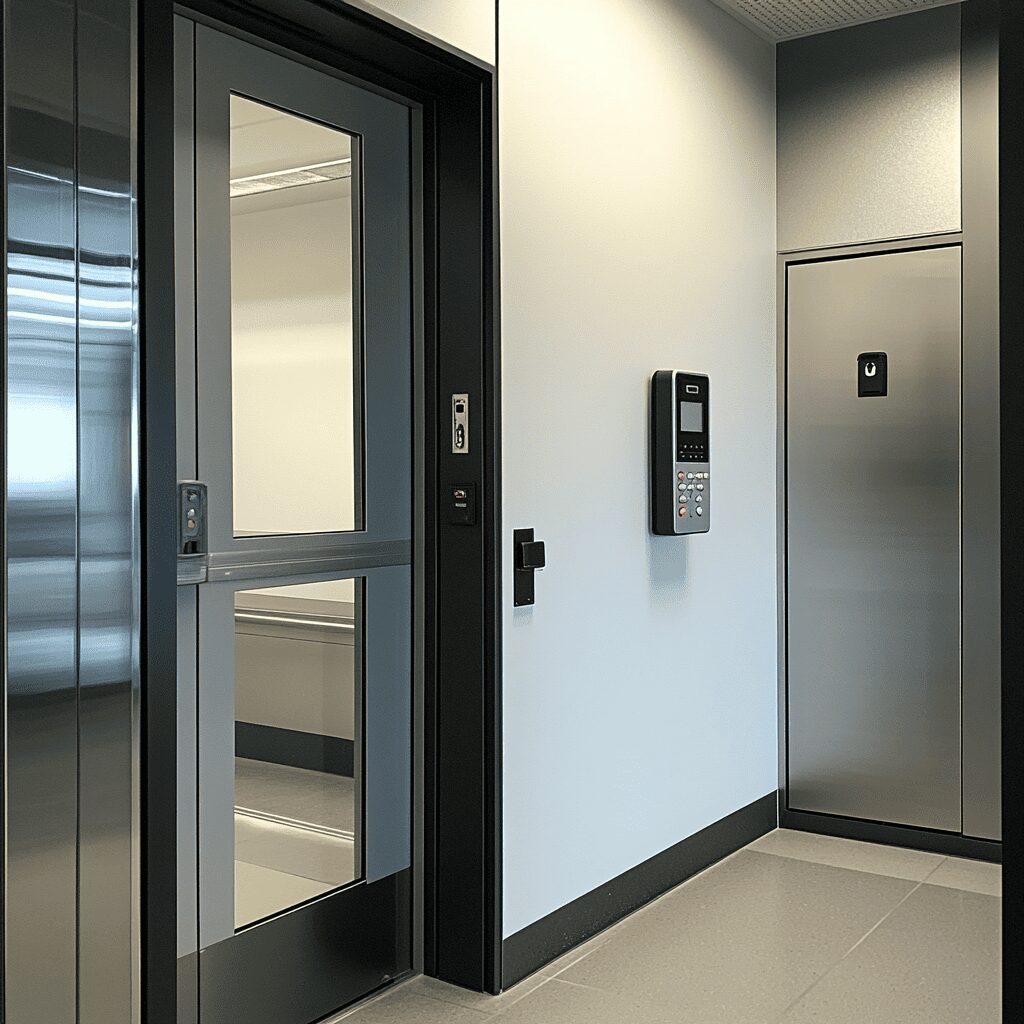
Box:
<box><xmin>139</xmin><ymin>2</ymin><xmax>502</xmax><ymax>1018</ymax></box>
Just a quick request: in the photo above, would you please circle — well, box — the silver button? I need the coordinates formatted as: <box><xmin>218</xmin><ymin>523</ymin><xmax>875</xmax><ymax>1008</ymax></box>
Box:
<box><xmin>695</xmin><ymin>494</ymin><xmax>702</xmax><ymax>503</ymax></box>
<box><xmin>695</xmin><ymin>507</ymin><xmax>703</xmax><ymax>517</ymax></box>
<box><xmin>680</xmin><ymin>494</ymin><xmax>688</xmax><ymax>503</ymax></box>
<box><xmin>687</xmin><ymin>473</ymin><xmax>694</xmax><ymax>479</ymax></box>
<box><xmin>696</xmin><ymin>484</ymin><xmax>704</xmax><ymax>491</ymax></box>
<box><xmin>678</xmin><ymin>483</ymin><xmax>686</xmax><ymax>490</ymax></box>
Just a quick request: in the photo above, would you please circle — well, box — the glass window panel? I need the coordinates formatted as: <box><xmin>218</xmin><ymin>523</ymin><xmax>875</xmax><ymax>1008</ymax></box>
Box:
<box><xmin>229</xmin><ymin>96</ymin><xmax>360</xmax><ymax>536</ymax></box>
<box><xmin>233</xmin><ymin>577</ymin><xmax>361</xmax><ymax>930</ymax></box>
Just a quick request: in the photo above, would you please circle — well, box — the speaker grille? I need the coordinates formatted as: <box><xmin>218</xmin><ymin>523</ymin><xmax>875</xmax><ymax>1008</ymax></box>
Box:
<box><xmin>712</xmin><ymin>0</ymin><xmax>961</xmax><ymax>41</ymax></box>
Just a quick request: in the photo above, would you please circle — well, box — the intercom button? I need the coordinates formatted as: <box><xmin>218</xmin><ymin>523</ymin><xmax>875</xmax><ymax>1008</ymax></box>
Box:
<box><xmin>678</xmin><ymin>507</ymin><xmax>688</xmax><ymax>518</ymax></box>
<box><xmin>697</xmin><ymin>484</ymin><xmax>704</xmax><ymax>491</ymax></box>
<box><xmin>695</xmin><ymin>507</ymin><xmax>703</xmax><ymax>517</ymax></box>
<box><xmin>677</xmin><ymin>472</ymin><xmax>685</xmax><ymax>481</ymax></box>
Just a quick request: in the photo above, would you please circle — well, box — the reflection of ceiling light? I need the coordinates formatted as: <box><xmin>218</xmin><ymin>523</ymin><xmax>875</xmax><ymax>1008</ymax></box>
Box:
<box><xmin>229</xmin><ymin>157</ymin><xmax>351</xmax><ymax>198</ymax></box>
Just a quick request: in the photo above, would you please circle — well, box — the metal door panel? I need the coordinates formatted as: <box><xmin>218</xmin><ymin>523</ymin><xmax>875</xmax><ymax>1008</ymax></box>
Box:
<box><xmin>4</xmin><ymin>2</ymin><xmax>79</xmax><ymax>1019</ymax></box>
<box><xmin>193</xmin><ymin>26</ymin><xmax>411</xmax><ymax>559</ymax></box>
<box><xmin>786</xmin><ymin>246</ymin><xmax>962</xmax><ymax>831</ymax></box>
<box><xmin>174</xmin><ymin>20</ymin><xmax>414</xmax><ymax>1019</ymax></box>
<box><xmin>77</xmin><ymin>1</ymin><xmax>140</xmax><ymax>1019</ymax></box>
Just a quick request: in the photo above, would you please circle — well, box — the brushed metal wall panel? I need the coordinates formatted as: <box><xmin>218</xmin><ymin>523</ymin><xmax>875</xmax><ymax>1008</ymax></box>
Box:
<box><xmin>786</xmin><ymin>246</ymin><xmax>962</xmax><ymax>831</ymax></box>
<box><xmin>777</xmin><ymin>5</ymin><xmax>961</xmax><ymax>251</ymax></box>
<box><xmin>76</xmin><ymin>1</ymin><xmax>140</xmax><ymax>1020</ymax></box>
<box><xmin>4</xmin><ymin>2</ymin><xmax>140</xmax><ymax>1019</ymax></box>
<box><xmin>960</xmin><ymin>2</ymin><xmax>1001</xmax><ymax>841</ymax></box>
<box><xmin>3</xmin><ymin>0</ymin><xmax>79</xmax><ymax>1020</ymax></box>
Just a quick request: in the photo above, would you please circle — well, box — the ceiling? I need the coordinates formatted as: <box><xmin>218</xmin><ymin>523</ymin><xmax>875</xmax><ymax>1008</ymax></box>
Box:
<box><xmin>709</xmin><ymin>0</ymin><xmax>963</xmax><ymax>42</ymax></box>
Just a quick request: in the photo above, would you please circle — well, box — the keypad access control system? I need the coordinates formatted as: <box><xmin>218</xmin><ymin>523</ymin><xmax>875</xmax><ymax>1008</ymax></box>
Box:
<box><xmin>651</xmin><ymin>370</ymin><xmax>710</xmax><ymax>536</ymax></box>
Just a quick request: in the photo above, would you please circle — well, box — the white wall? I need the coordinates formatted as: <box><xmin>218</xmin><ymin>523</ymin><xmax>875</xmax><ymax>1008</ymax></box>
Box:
<box><xmin>356</xmin><ymin>0</ymin><xmax>495</xmax><ymax>63</ymax></box>
<box><xmin>499</xmin><ymin>0</ymin><xmax>777</xmax><ymax>938</ymax></box>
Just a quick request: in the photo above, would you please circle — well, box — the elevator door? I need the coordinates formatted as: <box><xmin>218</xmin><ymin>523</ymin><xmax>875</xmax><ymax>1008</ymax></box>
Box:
<box><xmin>175</xmin><ymin>22</ymin><xmax>413</xmax><ymax>1024</ymax></box>
<box><xmin>786</xmin><ymin>246</ymin><xmax>962</xmax><ymax>832</ymax></box>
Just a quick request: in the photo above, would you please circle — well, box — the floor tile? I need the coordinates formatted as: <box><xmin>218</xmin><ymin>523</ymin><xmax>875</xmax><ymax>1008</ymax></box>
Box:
<box><xmin>776</xmin><ymin>884</ymin><xmax>1001</xmax><ymax>1024</ymax></box>
<box><xmin>537</xmin><ymin>935</ymin><xmax>611</xmax><ymax>979</ymax></box>
<box><xmin>748</xmin><ymin>828</ymin><xmax>944</xmax><ymax>881</ymax></box>
<box><xmin>556</xmin><ymin>850</ymin><xmax>914</xmax><ymax>1024</ymax></box>
<box><xmin>410</xmin><ymin>974</ymin><xmax>553</xmax><ymax>1014</ymax></box>
<box><xmin>234</xmin><ymin>860</ymin><xmax>333</xmax><ymax>928</ymax></box>
<box><xmin>490</xmin><ymin>978</ymin><xmax>683</xmax><ymax>1024</ymax></box>
<box><xmin>925</xmin><ymin>856</ymin><xmax>1001</xmax><ymax>897</ymax></box>
<box><xmin>331</xmin><ymin>983</ymin><xmax>489</xmax><ymax>1023</ymax></box>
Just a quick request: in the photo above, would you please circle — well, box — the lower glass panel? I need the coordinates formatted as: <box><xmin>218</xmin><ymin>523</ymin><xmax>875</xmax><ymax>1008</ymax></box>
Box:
<box><xmin>232</xmin><ymin>578</ymin><xmax>361</xmax><ymax>929</ymax></box>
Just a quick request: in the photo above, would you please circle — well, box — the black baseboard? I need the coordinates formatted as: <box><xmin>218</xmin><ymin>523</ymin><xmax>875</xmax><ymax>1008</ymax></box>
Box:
<box><xmin>235</xmin><ymin>722</ymin><xmax>354</xmax><ymax>778</ymax></box>
<box><xmin>781</xmin><ymin>806</ymin><xmax>1002</xmax><ymax>863</ymax></box>
<box><xmin>500</xmin><ymin>791</ymin><xmax>777</xmax><ymax>989</ymax></box>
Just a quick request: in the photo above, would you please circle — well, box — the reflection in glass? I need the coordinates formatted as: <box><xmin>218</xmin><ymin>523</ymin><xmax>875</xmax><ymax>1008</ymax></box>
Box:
<box><xmin>233</xmin><ymin>578</ymin><xmax>360</xmax><ymax>929</ymax></box>
<box><xmin>229</xmin><ymin>96</ymin><xmax>359</xmax><ymax>536</ymax></box>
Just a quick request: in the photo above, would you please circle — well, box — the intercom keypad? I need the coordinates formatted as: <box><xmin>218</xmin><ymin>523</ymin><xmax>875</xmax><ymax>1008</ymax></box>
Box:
<box><xmin>651</xmin><ymin>369</ymin><xmax>710</xmax><ymax>536</ymax></box>
<box><xmin>673</xmin><ymin>466</ymin><xmax>710</xmax><ymax>530</ymax></box>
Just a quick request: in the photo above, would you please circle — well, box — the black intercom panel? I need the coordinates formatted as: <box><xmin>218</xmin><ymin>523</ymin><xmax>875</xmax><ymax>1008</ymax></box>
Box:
<box><xmin>651</xmin><ymin>370</ymin><xmax>710</xmax><ymax>536</ymax></box>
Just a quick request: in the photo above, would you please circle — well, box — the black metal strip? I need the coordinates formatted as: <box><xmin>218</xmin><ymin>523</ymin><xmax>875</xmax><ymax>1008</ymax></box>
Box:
<box><xmin>781</xmin><ymin>808</ymin><xmax>1001</xmax><ymax>863</ymax></box>
<box><xmin>199</xmin><ymin>870</ymin><xmax>412</xmax><ymax>1024</ymax></box>
<box><xmin>999</xmin><ymin>0</ymin><xmax>1024</xmax><ymax>982</ymax></box>
<box><xmin>139</xmin><ymin>2</ymin><xmax>181</xmax><ymax>1019</ymax></box>
<box><xmin>501</xmin><ymin>793</ymin><xmax>778</xmax><ymax>989</ymax></box>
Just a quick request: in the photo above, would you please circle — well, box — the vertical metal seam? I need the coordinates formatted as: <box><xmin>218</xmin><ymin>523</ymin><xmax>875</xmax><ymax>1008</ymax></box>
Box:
<box><xmin>1</xmin><ymin>0</ymin><xmax>8</xmax><ymax>1011</ymax></box>
<box><xmin>958</xmin><ymin>5</ymin><xmax>965</xmax><ymax>831</ymax></box>
<box><xmin>130</xmin><ymin>1</ymin><xmax>143</xmax><ymax>1019</ymax></box>
<box><xmin>73</xmin><ymin>0</ymin><xmax>83</xmax><ymax>1017</ymax></box>
<box><xmin>191</xmin><ymin>23</ymin><xmax>202</xmax><ymax>992</ymax></box>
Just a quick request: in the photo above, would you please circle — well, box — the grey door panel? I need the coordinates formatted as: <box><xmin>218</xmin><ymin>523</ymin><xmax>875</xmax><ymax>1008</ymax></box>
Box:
<box><xmin>174</xmin><ymin>17</ymin><xmax>414</xmax><ymax>1017</ymax></box>
<box><xmin>194</xmin><ymin>24</ymin><xmax>411</xmax><ymax>556</ymax></box>
<box><xmin>786</xmin><ymin>246</ymin><xmax>962</xmax><ymax>832</ymax></box>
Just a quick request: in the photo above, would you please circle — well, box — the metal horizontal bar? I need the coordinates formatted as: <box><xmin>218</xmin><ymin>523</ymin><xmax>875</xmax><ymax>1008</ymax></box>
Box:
<box><xmin>205</xmin><ymin>540</ymin><xmax>412</xmax><ymax>583</ymax></box>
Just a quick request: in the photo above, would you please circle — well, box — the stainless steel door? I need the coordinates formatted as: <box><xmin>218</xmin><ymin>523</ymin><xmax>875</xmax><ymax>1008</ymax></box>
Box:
<box><xmin>4</xmin><ymin>1</ymin><xmax>139</xmax><ymax>1021</ymax></box>
<box><xmin>175</xmin><ymin>21</ymin><xmax>413</xmax><ymax>1024</ymax></box>
<box><xmin>786</xmin><ymin>246</ymin><xmax>962</xmax><ymax>831</ymax></box>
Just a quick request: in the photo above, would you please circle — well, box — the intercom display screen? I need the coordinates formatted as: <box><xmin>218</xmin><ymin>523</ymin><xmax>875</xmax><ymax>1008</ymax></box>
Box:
<box><xmin>678</xmin><ymin>401</ymin><xmax>703</xmax><ymax>433</ymax></box>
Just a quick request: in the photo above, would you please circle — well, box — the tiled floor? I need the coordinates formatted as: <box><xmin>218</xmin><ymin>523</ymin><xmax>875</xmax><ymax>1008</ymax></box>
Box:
<box><xmin>328</xmin><ymin>829</ymin><xmax>1001</xmax><ymax>1024</ymax></box>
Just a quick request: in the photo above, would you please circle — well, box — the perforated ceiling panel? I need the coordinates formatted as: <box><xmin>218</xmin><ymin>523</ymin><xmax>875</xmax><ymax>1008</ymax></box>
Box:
<box><xmin>711</xmin><ymin>0</ymin><xmax>962</xmax><ymax>41</ymax></box>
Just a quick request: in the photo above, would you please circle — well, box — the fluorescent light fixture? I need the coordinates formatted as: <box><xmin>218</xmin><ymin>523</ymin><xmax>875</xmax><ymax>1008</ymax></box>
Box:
<box><xmin>230</xmin><ymin>157</ymin><xmax>352</xmax><ymax>198</ymax></box>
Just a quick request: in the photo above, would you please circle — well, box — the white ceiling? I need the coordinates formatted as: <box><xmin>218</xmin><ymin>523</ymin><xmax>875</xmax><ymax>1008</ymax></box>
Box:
<box><xmin>710</xmin><ymin>0</ymin><xmax>963</xmax><ymax>42</ymax></box>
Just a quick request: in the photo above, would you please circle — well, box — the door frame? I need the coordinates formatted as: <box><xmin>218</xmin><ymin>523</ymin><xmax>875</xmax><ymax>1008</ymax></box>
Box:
<box><xmin>139</xmin><ymin>2</ymin><xmax>502</xmax><ymax>1018</ymax></box>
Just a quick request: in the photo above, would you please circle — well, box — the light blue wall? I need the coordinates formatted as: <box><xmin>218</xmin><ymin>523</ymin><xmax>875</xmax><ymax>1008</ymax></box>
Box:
<box><xmin>355</xmin><ymin>0</ymin><xmax>779</xmax><ymax>945</ymax></box>
<box><xmin>498</xmin><ymin>0</ymin><xmax>778</xmax><ymax>938</ymax></box>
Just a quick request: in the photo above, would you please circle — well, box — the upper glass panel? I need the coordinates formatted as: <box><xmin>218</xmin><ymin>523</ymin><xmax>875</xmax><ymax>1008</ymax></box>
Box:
<box><xmin>229</xmin><ymin>96</ymin><xmax>361</xmax><ymax>537</ymax></box>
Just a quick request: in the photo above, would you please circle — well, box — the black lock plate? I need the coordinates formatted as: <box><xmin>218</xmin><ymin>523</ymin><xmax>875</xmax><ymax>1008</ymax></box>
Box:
<box><xmin>857</xmin><ymin>352</ymin><xmax>887</xmax><ymax>397</ymax></box>
<box><xmin>448</xmin><ymin>483</ymin><xmax>476</xmax><ymax>525</ymax></box>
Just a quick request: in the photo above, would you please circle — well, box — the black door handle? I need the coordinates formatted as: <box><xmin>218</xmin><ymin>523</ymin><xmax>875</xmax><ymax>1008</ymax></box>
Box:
<box><xmin>513</xmin><ymin>528</ymin><xmax>545</xmax><ymax>606</ymax></box>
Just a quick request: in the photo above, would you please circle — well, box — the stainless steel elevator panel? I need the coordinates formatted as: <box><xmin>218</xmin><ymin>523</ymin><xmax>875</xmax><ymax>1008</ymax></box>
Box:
<box><xmin>4</xmin><ymin>0</ymin><xmax>139</xmax><ymax>1020</ymax></box>
<box><xmin>786</xmin><ymin>246</ymin><xmax>962</xmax><ymax>832</ymax></box>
